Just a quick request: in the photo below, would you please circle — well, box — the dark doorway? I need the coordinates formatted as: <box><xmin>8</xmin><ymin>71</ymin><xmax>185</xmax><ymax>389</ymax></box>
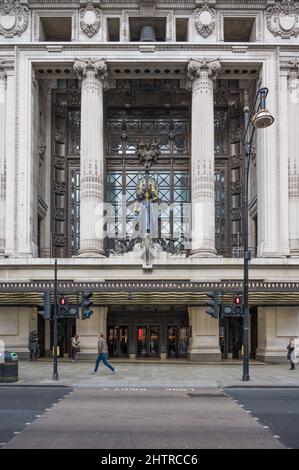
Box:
<box><xmin>168</xmin><ymin>326</ymin><xmax>189</xmax><ymax>358</ymax></box>
<box><xmin>137</xmin><ymin>326</ymin><xmax>160</xmax><ymax>358</ymax></box>
<box><xmin>220</xmin><ymin>316</ymin><xmax>243</xmax><ymax>359</ymax></box>
<box><xmin>50</xmin><ymin>318</ymin><xmax>76</xmax><ymax>358</ymax></box>
<box><xmin>107</xmin><ymin>326</ymin><xmax>128</xmax><ymax>357</ymax></box>
<box><xmin>250</xmin><ymin>307</ymin><xmax>258</xmax><ymax>359</ymax></box>
<box><xmin>37</xmin><ymin>314</ymin><xmax>46</xmax><ymax>357</ymax></box>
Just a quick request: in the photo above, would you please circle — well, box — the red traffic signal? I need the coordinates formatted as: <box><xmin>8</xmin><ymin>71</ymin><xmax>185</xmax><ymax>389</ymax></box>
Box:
<box><xmin>58</xmin><ymin>296</ymin><xmax>68</xmax><ymax>316</ymax></box>
<box><xmin>234</xmin><ymin>295</ymin><xmax>242</xmax><ymax>305</ymax></box>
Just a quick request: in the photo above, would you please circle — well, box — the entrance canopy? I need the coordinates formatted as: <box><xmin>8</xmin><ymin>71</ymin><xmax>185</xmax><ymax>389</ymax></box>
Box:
<box><xmin>0</xmin><ymin>280</ymin><xmax>299</xmax><ymax>306</ymax></box>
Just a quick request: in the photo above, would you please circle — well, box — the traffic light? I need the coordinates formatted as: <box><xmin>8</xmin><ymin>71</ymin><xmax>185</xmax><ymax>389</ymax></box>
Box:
<box><xmin>58</xmin><ymin>296</ymin><xmax>68</xmax><ymax>317</ymax></box>
<box><xmin>221</xmin><ymin>295</ymin><xmax>243</xmax><ymax>318</ymax></box>
<box><xmin>37</xmin><ymin>292</ymin><xmax>51</xmax><ymax>320</ymax></box>
<box><xmin>81</xmin><ymin>291</ymin><xmax>93</xmax><ymax>319</ymax></box>
<box><xmin>205</xmin><ymin>290</ymin><xmax>219</xmax><ymax>319</ymax></box>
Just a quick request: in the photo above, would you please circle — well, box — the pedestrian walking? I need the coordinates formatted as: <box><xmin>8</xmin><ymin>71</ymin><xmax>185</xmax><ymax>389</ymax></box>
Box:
<box><xmin>28</xmin><ymin>330</ymin><xmax>39</xmax><ymax>361</ymax></box>
<box><xmin>287</xmin><ymin>337</ymin><xmax>296</xmax><ymax>370</ymax></box>
<box><xmin>71</xmin><ymin>334</ymin><xmax>80</xmax><ymax>362</ymax></box>
<box><xmin>92</xmin><ymin>333</ymin><xmax>116</xmax><ymax>374</ymax></box>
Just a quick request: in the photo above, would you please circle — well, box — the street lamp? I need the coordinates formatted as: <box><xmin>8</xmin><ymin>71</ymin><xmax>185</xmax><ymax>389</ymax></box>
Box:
<box><xmin>242</xmin><ymin>87</ymin><xmax>274</xmax><ymax>381</ymax></box>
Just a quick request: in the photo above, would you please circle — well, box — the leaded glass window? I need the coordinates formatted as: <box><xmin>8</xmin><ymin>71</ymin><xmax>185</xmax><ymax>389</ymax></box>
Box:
<box><xmin>105</xmin><ymin>107</ymin><xmax>191</xmax><ymax>254</ymax></box>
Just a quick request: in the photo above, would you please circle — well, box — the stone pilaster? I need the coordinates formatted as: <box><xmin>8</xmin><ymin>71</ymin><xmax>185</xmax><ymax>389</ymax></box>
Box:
<box><xmin>288</xmin><ymin>60</ymin><xmax>299</xmax><ymax>255</ymax></box>
<box><xmin>256</xmin><ymin>306</ymin><xmax>299</xmax><ymax>363</ymax></box>
<box><xmin>0</xmin><ymin>63</ymin><xmax>6</xmax><ymax>254</ymax></box>
<box><xmin>257</xmin><ymin>57</ymin><xmax>279</xmax><ymax>257</ymax></box>
<box><xmin>187</xmin><ymin>59</ymin><xmax>221</xmax><ymax>256</ymax></box>
<box><xmin>74</xmin><ymin>58</ymin><xmax>107</xmax><ymax>257</ymax></box>
<box><xmin>4</xmin><ymin>67</ymin><xmax>16</xmax><ymax>256</ymax></box>
<box><xmin>188</xmin><ymin>307</ymin><xmax>221</xmax><ymax>361</ymax></box>
<box><xmin>16</xmin><ymin>58</ymin><xmax>37</xmax><ymax>256</ymax></box>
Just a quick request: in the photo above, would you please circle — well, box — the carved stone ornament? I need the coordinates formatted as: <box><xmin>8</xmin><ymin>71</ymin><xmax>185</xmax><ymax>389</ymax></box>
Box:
<box><xmin>193</xmin><ymin>4</ymin><xmax>216</xmax><ymax>38</ymax></box>
<box><xmin>73</xmin><ymin>58</ymin><xmax>108</xmax><ymax>83</ymax></box>
<box><xmin>38</xmin><ymin>142</ymin><xmax>47</xmax><ymax>160</ymax></box>
<box><xmin>0</xmin><ymin>0</ymin><xmax>29</xmax><ymax>38</ymax></box>
<box><xmin>266</xmin><ymin>0</ymin><xmax>299</xmax><ymax>38</ymax></box>
<box><xmin>136</xmin><ymin>140</ymin><xmax>161</xmax><ymax>170</ymax></box>
<box><xmin>80</xmin><ymin>3</ymin><xmax>102</xmax><ymax>38</ymax></box>
<box><xmin>187</xmin><ymin>58</ymin><xmax>221</xmax><ymax>82</ymax></box>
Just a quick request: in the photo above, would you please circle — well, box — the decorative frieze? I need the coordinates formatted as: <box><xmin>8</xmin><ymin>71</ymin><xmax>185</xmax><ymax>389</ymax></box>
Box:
<box><xmin>266</xmin><ymin>0</ymin><xmax>299</xmax><ymax>38</ymax></box>
<box><xmin>193</xmin><ymin>4</ymin><xmax>216</xmax><ymax>38</ymax></box>
<box><xmin>0</xmin><ymin>0</ymin><xmax>29</xmax><ymax>38</ymax></box>
<box><xmin>231</xmin><ymin>155</ymin><xmax>241</xmax><ymax>169</ymax></box>
<box><xmin>80</xmin><ymin>2</ymin><xmax>102</xmax><ymax>38</ymax></box>
<box><xmin>55</xmin><ymin>129</ymin><xmax>65</xmax><ymax>144</ymax></box>
<box><xmin>230</xmin><ymin>127</ymin><xmax>242</xmax><ymax>144</ymax></box>
<box><xmin>53</xmin><ymin>234</ymin><xmax>65</xmax><ymax>248</ymax></box>
<box><xmin>54</xmin><ymin>182</ymin><xmax>66</xmax><ymax>196</ymax></box>
<box><xmin>38</xmin><ymin>142</ymin><xmax>46</xmax><ymax>161</ymax></box>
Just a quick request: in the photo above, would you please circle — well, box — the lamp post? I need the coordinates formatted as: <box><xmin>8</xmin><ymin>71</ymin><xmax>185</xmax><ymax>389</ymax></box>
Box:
<box><xmin>242</xmin><ymin>87</ymin><xmax>274</xmax><ymax>381</ymax></box>
<box><xmin>53</xmin><ymin>258</ymin><xmax>59</xmax><ymax>381</ymax></box>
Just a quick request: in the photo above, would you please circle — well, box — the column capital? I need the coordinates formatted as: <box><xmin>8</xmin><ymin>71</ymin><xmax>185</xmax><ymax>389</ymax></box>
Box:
<box><xmin>187</xmin><ymin>58</ymin><xmax>221</xmax><ymax>83</ymax></box>
<box><xmin>73</xmin><ymin>58</ymin><xmax>108</xmax><ymax>82</ymax></box>
<box><xmin>288</xmin><ymin>59</ymin><xmax>299</xmax><ymax>79</ymax></box>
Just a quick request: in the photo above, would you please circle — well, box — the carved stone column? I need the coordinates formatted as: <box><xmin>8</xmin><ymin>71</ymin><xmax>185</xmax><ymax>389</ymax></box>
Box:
<box><xmin>0</xmin><ymin>63</ymin><xmax>5</xmax><ymax>254</ymax></box>
<box><xmin>74</xmin><ymin>58</ymin><xmax>107</xmax><ymax>256</ymax></box>
<box><xmin>187</xmin><ymin>59</ymin><xmax>221</xmax><ymax>256</ymax></box>
<box><xmin>288</xmin><ymin>60</ymin><xmax>299</xmax><ymax>255</ymax></box>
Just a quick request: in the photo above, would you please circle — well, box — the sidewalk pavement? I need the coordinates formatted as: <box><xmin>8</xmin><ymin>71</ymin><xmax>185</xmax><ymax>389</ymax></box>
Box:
<box><xmin>2</xmin><ymin>360</ymin><xmax>299</xmax><ymax>388</ymax></box>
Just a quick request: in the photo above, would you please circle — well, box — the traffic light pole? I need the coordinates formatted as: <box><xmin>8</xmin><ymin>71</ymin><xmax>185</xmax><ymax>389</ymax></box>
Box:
<box><xmin>53</xmin><ymin>258</ymin><xmax>59</xmax><ymax>381</ymax></box>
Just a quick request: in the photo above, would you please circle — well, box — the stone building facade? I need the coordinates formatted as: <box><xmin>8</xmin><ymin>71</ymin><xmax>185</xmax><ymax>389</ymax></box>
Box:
<box><xmin>0</xmin><ymin>0</ymin><xmax>299</xmax><ymax>362</ymax></box>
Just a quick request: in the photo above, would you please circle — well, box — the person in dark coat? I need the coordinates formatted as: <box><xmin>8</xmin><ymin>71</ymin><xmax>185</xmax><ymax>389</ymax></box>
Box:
<box><xmin>28</xmin><ymin>331</ymin><xmax>38</xmax><ymax>360</ymax></box>
<box><xmin>287</xmin><ymin>337</ymin><xmax>296</xmax><ymax>370</ymax></box>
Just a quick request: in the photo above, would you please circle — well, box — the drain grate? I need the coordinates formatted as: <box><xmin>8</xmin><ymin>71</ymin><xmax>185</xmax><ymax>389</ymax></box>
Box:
<box><xmin>187</xmin><ymin>393</ymin><xmax>227</xmax><ymax>398</ymax></box>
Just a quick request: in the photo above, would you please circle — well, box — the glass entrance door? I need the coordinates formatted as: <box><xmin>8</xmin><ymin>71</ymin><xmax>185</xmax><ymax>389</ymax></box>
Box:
<box><xmin>168</xmin><ymin>326</ymin><xmax>189</xmax><ymax>358</ymax></box>
<box><xmin>137</xmin><ymin>326</ymin><xmax>160</xmax><ymax>358</ymax></box>
<box><xmin>107</xmin><ymin>326</ymin><xmax>128</xmax><ymax>357</ymax></box>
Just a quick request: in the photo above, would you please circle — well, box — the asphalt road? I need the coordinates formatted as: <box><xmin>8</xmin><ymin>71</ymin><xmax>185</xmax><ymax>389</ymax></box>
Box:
<box><xmin>2</xmin><ymin>388</ymin><xmax>283</xmax><ymax>449</ymax></box>
<box><xmin>225</xmin><ymin>388</ymin><xmax>299</xmax><ymax>449</ymax></box>
<box><xmin>0</xmin><ymin>386</ymin><xmax>72</xmax><ymax>447</ymax></box>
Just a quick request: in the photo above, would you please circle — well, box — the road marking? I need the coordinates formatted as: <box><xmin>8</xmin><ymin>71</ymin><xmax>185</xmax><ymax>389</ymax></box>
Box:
<box><xmin>246</xmin><ymin>410</ymin><xmax>252</xmax><ymax>413</ymax></box>
<box><xmin>0</xmin><ymin>443</ymin><xmax>6</xmax><ymax>447</ymax></box>
<box><xmin>254</xmin><ymin>417</ymin><xmax>259</xmax><ymax>420</ymax></box>
<box><xmin>13</xmin><ymin>432</ymin><xmax>20</xmax><ymax>435</ymax></box>
<box><xmin>274</xmin><ymin>435</ymin><xmax>280</xmax><ymax>439</ymax></box>
<box><xmin>25</xmin><ymin>423</ymin><xmax>31</xmax><ymax>425</ymax></box>
<box><xmin>263</xmin><ymin>426</ymin><xmax>270</xmax><ymax>429</ymax></box>
<box><xmin>35</xmin><ymin>415</ymin><xmax>42</xmax><ymax>418</ymax></box>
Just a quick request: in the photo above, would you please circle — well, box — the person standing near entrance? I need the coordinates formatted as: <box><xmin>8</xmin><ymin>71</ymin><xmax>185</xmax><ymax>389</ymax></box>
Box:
<box><xmin>71</xmin><ymin>334</ymin><xmax>80</xmax><ymax>362</ymax></box>
<box><xmin>287</xmin><ymin>337</ymin><xmax>296</xmax><ymax>370</ymax></box>
<box><xmin>28</xmin><ymin>331</ymin><xmax>39</xmax><ymax>361</ymax></box>
<box><xmin>92</xmin><ymin>333</ymin><xmax>116</xmax><ymax>374</ymax></box>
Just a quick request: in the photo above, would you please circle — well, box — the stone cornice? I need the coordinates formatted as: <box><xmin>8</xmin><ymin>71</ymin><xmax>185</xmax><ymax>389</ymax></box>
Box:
<box><xmin>2</xmin><ymin>42</ymin><xmax>299</xmax><ymax>52</ymax></box>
